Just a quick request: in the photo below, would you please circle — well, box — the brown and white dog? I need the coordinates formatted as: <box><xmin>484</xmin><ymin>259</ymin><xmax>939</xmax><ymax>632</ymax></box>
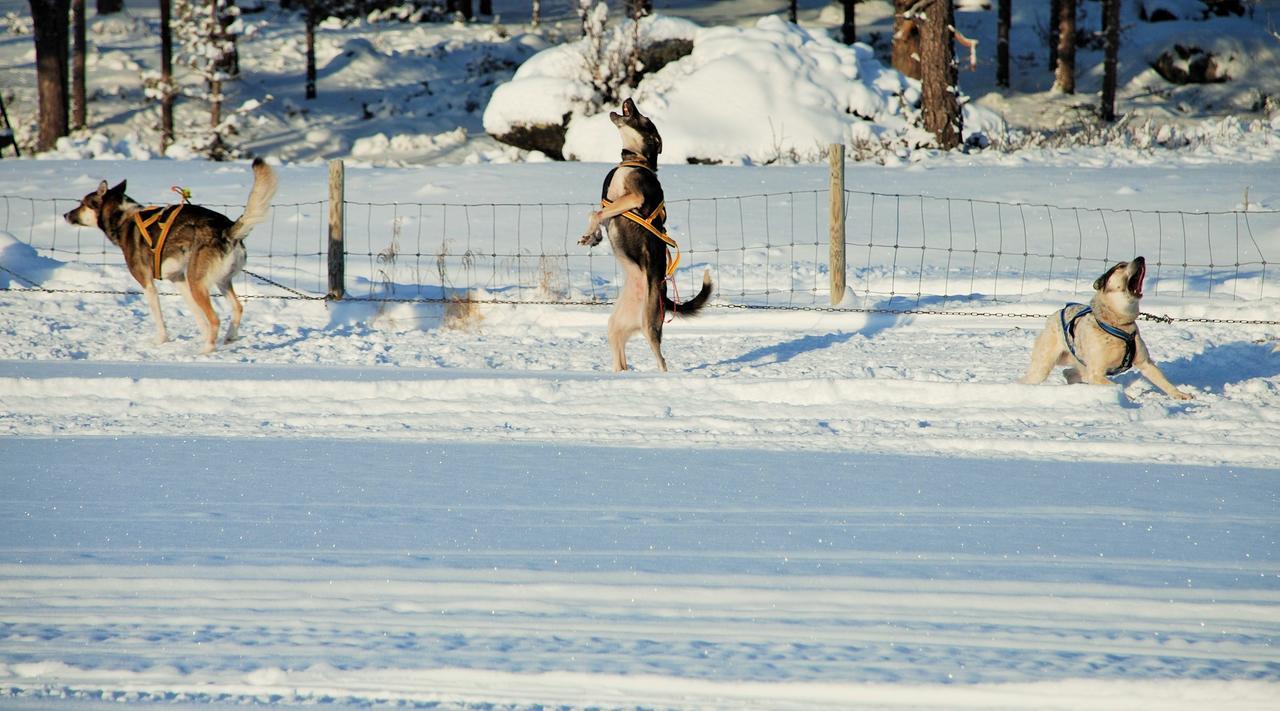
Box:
<box><xmin>1020</xmin><ymin>256</ymin><xmax>1192</xmax><ymax>399</ymax></box>
<box><xmin>579</xmin><ymin>98</ymin><xmax>712</xmax><ymax>371</ymax></box>
<box><xmin>65</xmin><ymin>159</ymin><xmax>278</xmax><ymax>353</ymax></box>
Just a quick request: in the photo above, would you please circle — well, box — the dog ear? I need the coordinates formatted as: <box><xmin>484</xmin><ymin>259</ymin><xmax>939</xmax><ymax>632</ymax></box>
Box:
<box><xmin>1093</xmin><ymin>263</ymin><xmax>1120</xmax><ymax>291</ymax></box>
<box><xmin>96</xmin><ymin>180</ymin><xmax>109</xmax><ymax>196</ymax></box>
<box><xmin>105</xmin><ymin>180</ymin><xmax>127</xmax><ymax>200</ymax></box>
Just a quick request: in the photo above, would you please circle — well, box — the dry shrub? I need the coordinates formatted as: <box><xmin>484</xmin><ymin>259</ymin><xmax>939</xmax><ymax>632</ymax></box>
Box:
<box><xmin>442</xmin><ymin>292</ymin><xmax>484</xmax><ymax>331</ymax></box>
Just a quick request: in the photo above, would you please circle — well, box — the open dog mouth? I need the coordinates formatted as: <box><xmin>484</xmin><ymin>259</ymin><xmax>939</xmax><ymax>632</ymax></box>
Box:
<box><xmin>1128</xmin><ymin>260</ymin><xmax>1146</xmax><ymax>298</ymax></box>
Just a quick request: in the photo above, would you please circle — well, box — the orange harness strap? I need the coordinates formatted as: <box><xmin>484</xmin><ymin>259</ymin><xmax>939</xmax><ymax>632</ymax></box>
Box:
<box><xmin>132</xmin><ymin>203</ymin><xmax>184</xmax><ymax>278</ymax></box>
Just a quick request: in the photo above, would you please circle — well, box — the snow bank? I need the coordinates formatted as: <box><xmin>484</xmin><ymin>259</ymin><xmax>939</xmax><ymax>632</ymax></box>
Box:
<box><xmin>487</xmin><ymin>14</ymin><xmax>1004</xmax><ymax>165</ymax></box>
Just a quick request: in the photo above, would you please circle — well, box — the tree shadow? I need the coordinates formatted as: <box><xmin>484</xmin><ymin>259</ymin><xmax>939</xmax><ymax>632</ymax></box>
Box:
<box><xmin>1134</xmin><ymin>341</ymin><xmax>1280</xmax><ymax>394</ymax></box>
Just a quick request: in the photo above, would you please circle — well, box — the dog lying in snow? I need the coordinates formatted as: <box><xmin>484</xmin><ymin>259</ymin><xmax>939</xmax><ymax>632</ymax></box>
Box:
<box><xmin>1020</xmin><ymin>256</ymin><xmax>1193</xmax><ymax>399</ymax></box>
<box><xmin>64</xmin><ymin>159</ymin><xmax>278</xmax><ymax>353</ymax></box>
<box><xmin>579</xmin><ymin>98</ymin><xmax>712</xmax><ymax>372</ymax></box>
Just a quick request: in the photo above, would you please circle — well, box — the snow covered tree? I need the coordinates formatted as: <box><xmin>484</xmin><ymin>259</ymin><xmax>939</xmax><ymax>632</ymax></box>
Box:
<box><xmin>29</xmin><ymin>0</ymin><xmax>70</xmax><ymax>152</ymax></box>
<box><xmin>787</xmin><ymin>0</ymin><xmax>797</xmax><ymax>24</ymax></box>
<box><xmin>531</xmin><ymin>0</ymin><xmax>540</xmax><ymax>27</ymax></box>
<box><xmin>1054</xmin><ymin>0</ymin><xmax>1076</xmax><ymax>93</ymax></box>
<box><xmin>448</xmin><ymin>0</ymin><xmax>471</xmax><ymax>20</ymax></box>
<box><xmin>172</xmin><ymin>0</ymin><xmax>242</xmax><ymax>156</ymax></box>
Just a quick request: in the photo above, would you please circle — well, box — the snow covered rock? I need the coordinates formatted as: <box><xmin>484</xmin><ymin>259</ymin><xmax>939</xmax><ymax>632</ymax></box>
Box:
<box><xmin>486</xmin><ymin>14</ymin><xmax>1003</xmax><ymax>164</ymax></box>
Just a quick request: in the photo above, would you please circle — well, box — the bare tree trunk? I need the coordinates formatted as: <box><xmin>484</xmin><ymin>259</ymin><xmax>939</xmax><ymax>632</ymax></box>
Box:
<box><xmin>920</xmin><ymin>0</ymin><xmax>961</xmax><ymax>149</ymax></box>
<box><xmin>996</xmin><ymin>0</ymin><xmax>1010</xmax><ymax>87</ymax></box>
<box><xmin>479</xmin><ymin>0</ymin><xmax>492</xmax><ymax>15</ymax></box>
<box><xmin>305</xmin><ymin>10</ymin><xmax>316</xmax><ymax>100</ymax></box>
<box><xmin>72</xmin><ymin>0</ymin><xmax>85</xmax><ymax>130</ymax></box>
<box><xmin>788</xmin><ymin>1</ymin><xmax>797</xmax><ymax>24</ymax></box>
<box><xmin>1054</xmin><ymin>0</ymin><xmax>1076</xmax><ymax>93</ymax></box>
<box><xmin>1049</xmin><ymin>0</ymin><xmax>1060</xmax><ymax>72</ymax></box>
<box><xmin>892</xmin><ymin>0</ymin><xmax>921</xmax><ymax>80</ymax></box>
<box><xmin>531</xmin><ymin>0</ymin><xmax>540</xmax><ymax>28</ymax></box>
<box><xmin>841</xmin><ymin>0</ymin><xmax>856</xmax><ymax>45</ymax></box>
<box><xmin>95</xmin><ymin>0</ymin><xmax>121</xmax><ymax>15</ymax></box>
<box><xmin>30</xmin><ymin>0</ymin><xmax>71</xmax><ymax>152</ymax></box>
<box><xmin>1100</xmin><ymin>0</ymin><xmax>1120</xmax><ymax>120</ymax></box>
<box><xmin>160</xmin><ymin>0</ymin><xmax>173</xmax><ymax>151</ymax></box>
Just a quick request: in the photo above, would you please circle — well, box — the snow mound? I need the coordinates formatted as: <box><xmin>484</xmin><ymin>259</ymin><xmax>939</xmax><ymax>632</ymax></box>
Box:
<box><xmin>487</xmin><ymin>15</ymin><xmax>1004</xmax><ymax>165</ymax></box>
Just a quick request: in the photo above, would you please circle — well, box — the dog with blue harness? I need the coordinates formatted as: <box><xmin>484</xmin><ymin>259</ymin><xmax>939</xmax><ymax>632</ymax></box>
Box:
<box><xmin>1020</xmin><ymin>257</ymin><xmax>1192</xmax><ymax>399</ymax></box>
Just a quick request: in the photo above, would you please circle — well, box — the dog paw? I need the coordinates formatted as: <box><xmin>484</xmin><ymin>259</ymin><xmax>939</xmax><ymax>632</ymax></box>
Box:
<box><xmin>579</xmin><ymin>232</ymin><xmax>603</xmax><ymax>247</ymax></box>
<box><xmin>1172</xmin><ymin>390</ymin><xmax>1195</xmax><ymax>400</ymax></box>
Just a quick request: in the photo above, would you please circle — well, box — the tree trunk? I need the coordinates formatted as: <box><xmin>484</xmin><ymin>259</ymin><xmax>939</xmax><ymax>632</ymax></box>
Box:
<box><xmin>30</xmin><ymin>0</ymin><xmax>71</xmax><ymax>152</ymax></box>
<box><xmin>208</xmin><ymin>2</ymin><xmax>221</xmax><ymax>128</ymax></box>
<box><xmin>72</xmin><ymin>0</ymin><xmax>85</xmax><ymax>130</ymax></box>
<box><xmin>479</xmin><ymin>0</ymin><xmax>492</xmax><ymax>15</ymax></box>
<box><xmin>531</xmin><ymin>0</ymin><xmax>540</xmax><ymax>28</ymax></box>
<box><xmin>160</xmin><ymin>0</ymin><xmax>173</xmax><ymax>151</ymax></box>
<box><xmin>1055</xmin><ymin>0</ymin><xmax>1076</xmax><ymax>93</ymax></box>
<box><xmin>1048</xmin><ymin>0</ymin><xmax>1060</xmax><ymax>72</ymax></box>
<box><xmin>892</xmin><ymin>0</ymin><xmax>922</xmax><ymax>79</ymax></box>
<box><xmin>841</xmin><ymin>0</ymin><xmax>856</xmax><ymax>45</ymax></box>
<box><xmin>95</xmin><ymin>0</ymin><xmax>121</xmax><ymax>15</ymax></box>
<box><xmin>218</xmin><ymin>0</ymin><xmax>239</xmax><ymax>78</ymax></box>
<box><xmin>788</xmin><ymin>1</ymin><xmax>797</xmax><ymax>24</ymax></box>
<box><xmin>996</xmin><ymin>0</ymin><xmax>1010</xmax><ymax>87</ymax></box>
<box><xmin>1100</xmin><ymin>0</ymin><xmax>1120</xmax><ymax>120</ymax></box>
<box><xmin>305</xmin><ymin>11</ymin><xmax>316</xmax><ymax>100</ymax></box>
<box><xmin>919</xmin><ymin>0</ymin><xmax>961</xmax><ymax>149</ymax></box>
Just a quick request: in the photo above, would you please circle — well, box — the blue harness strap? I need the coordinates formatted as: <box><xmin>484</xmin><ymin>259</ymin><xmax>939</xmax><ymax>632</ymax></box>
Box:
<box><xmin>1060</xmin><ymin>303</ymin><xmax>1136</xmax><ymax>376</ymax></box>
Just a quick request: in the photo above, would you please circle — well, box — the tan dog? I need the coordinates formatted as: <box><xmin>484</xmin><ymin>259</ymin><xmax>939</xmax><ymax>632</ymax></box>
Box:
<box><xmin>1020</xmin><ymin>256</ymin><xmax>1192</xmax><ymax>399</ymax></box>
<box><xmin>65</xmin><ymin>159</ymin><xmax>278</xmax><ymax>353</ymax></box>
<box><xmin>580</xmin><ymin>98</ymin><xmax>711</xmax><ymax>371</ymax></box>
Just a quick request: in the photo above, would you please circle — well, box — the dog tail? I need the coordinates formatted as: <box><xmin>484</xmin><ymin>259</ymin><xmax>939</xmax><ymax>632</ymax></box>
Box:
<box><xmin>662</xmin><ymin>270</ymin><xmax>713</xmax><ymax>316</ymax></box>
<box><xmin>227</xmin><ymin>158</ymin><xmax>279</xmax><ymax>242</ymax></box>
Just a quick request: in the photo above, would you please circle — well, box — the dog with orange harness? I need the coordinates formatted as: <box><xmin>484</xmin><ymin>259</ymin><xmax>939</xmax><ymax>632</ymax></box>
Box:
<box><xmin>64</xmin><ymin>159</ymin><xmax>277</xmax><ymax>353</ymax></box>
<box><xmin>580</xmin><ymin>98</ymin><xmax>712</xmax><ymax>372</ymax></box>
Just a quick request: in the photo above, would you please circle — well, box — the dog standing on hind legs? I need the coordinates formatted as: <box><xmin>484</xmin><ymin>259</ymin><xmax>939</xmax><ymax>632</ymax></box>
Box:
<box><xmin>580</xmin><ymin>98</ymin><xmax>712</xmax><ymax>372</ymax></box>
<box><xmin>1020</xmin><ymin>256</ymin><xmax>1193</xmax><ymax>399</ymax></box>
<box><xmin>64</xmin><ymin>158</ymin><xmax>278</xmax><ymax>353</ymax></box>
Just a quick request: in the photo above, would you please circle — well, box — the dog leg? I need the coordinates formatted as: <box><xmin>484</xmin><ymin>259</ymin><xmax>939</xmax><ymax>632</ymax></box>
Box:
<box><xmin>183</xmin><ymin>282</ymin><xmax>220</xmax><ymax>354</ymax></box>
<box><xmin>1062</xmin><ymin>367</ymin><xmax>1084</xmax><ymax>385</ymax></box>
<box><xmin>1136</xmin><ymin>361</ymin><xmax>1193</xmax><ymax>400</ymax></box>
<box><xmin>142</xmin><ymin>281</ymin><xmax>169</xmax><ymax>344</ymax></box>
<box><xmin>220</xmin><ymin>280</ymin><xmax>243</xmax><ymax>343</ymax></box>
<box><xmin>644</xmin><ymin>322</ymin><xmax>667</xmax><ymax>373</ymax></box>
<box><xmin>1018</xmin><ymin>326</ymin><xmax>1059</xmax><ymax>384</ymax></box>
<box><xmin>607</xmin><ymin>315</ymin><xmax>629</xmax><ymax>372</ymax></box>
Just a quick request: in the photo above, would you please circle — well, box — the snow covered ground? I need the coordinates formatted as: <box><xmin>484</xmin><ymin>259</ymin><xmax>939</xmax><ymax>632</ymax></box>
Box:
<box><xmin>2</xmin><ymin>156</ymin><xmax>1279</xmax><ymax>707</ymax></box>
<box><xmin>2</xmin><ymin>2</ymin><xmax>1280</xmax><ymax>708</ymax></box>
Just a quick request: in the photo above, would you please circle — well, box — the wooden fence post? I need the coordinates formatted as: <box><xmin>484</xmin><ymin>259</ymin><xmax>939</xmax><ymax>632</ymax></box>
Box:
<box><xmin>327</xmin><ymin>159</ymin><xmax>345</xmax><ymax>300</ymax></box>
<box><xmin>829</xmin><ymin>143</ymin><xmax>846</xmax><ymax>305</ymax></box>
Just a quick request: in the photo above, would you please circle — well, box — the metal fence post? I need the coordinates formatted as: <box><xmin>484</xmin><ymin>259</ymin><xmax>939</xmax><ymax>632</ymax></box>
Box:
<box><xmin>829</xmin><ymin>143</ymin><xmax>846</xmax><ymax>305</ymax></box>
<box><xmin>327</xmin><ymin>159</ymin><xmax>345</xmax><ymax>300</ymax></box>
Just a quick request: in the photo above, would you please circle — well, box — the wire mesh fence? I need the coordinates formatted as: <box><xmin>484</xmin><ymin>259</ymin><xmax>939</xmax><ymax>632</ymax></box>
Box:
<box><xmin>2</xmin><ymin>185</ymin><xmax>1278</xmax><ymax>323</ymax></box>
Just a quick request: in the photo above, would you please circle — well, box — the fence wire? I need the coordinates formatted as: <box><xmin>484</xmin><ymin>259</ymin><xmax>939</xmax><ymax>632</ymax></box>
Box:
<box><xmin>2</xmin><ymin>189</ymin><xmax>1277</xmax><ymax>324</ymax></box>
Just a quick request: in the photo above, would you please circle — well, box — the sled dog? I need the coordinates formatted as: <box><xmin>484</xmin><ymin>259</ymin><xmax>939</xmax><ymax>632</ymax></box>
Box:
<box><xmin>1020</xmin><ymin>256</ymin><xmax>1192</xmax><ymax>399</ymax></box>
<box><xmin>65</xmin><ymin>159</ymin><xmax>278</xmax><ymax>353</ymax></box>
<box><xmin>579</xmin><ymin>98</ymin><xmax>712</xmax><ymax>371</ymax></box>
